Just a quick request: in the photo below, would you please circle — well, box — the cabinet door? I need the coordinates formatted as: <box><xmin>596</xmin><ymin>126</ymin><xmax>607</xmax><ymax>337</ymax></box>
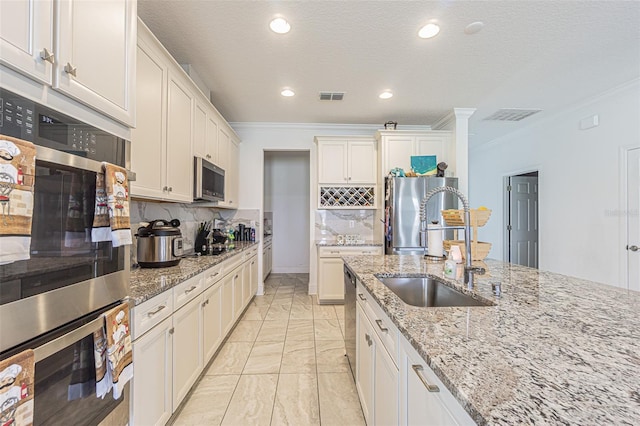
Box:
<box><xmin>415</xmin><ymin>135</ymin><xmax>447</xmax><ymax>166</ymax></box>
<box><xmin>221</xmin><ymin>273</ymin><xmax>235</xmax><ymax>335</ymax></box>
<box><xmin>348</xmin><ymin>141</ymin><xmax>376</xmax><ymax>184</ymax></box>
<box><xmin>226</xmin><ymin>140</ymin><xmax>239</xmax><ymax>206</ymax></box>
<box><xmin>165</xmin><ymin>71</ymin><xmax>194</xmax><ymax>202</ymax></box>
<box><xmin>217</xmin><ymin>127</ymin><xmax>229</xmax><ymax>171</ymax></box>
<box><xmin>404</xmin><ymin>348</ymin><xmax>462</xmax><ymax>426</ymax></box>
<box><xmin>0</xmin><ymin>0</ymin><xmax>53</xmax><ymax>84</ymax></box>
<box><xmin>318</xmin><ymin>141</ymin><xmax>348</xmax><ymax>184</ymax></box>
<box><xmin>318</xmin><ymin>257</ymin><xmax>345</xmax><ymax>303</ymax></box>
<box><xmin>231</xmin><ymin>267</ymin><xmax>243</xmax><ymax>320</ymax></box>
<box><xmin>193</xmin><ymin>100</ymin><xmax>207</xmax><ymax>159</ymax></box>
<box><xmin>130</xmin><ymin>37</ymin><xmax>167</xmax><ymax>200</ymax></box>
<box><xmin>54</xmin><ymin>0</ymin><xmax>136</xmax><ymax>125</ymax></box>
<box><xmin>249</xmin><ymin>256</ymin><xmax>258</xmax><ymax>296</ymax></box>
<box><xmin>202</xmin><ymin>283</ymin><xmax>222</xmax><ymax>363</ymax></box>
<box><xmin>132</xmin><ymin>316</ymin><xmax>173</xmax><ymax>426</ymax></box>
<box><xmin>266</xmin><ymin>244</ymin><xmax>273</xmax><ymax>277</ymax></box>
<box><xmin>374</xmin><ymin>333</ymin><xmax>399</xmax><ymax>426</ymax></box>
<box><xmin>356</xmin><ymin>304</ymin><xmax>375</xmax><ymax>424</ymax></box>
<box><xmin>382</xmin><ymin>136</ymin><xmax>414</xmax><ymax>177</ymax></box>
<box><xmin>263</xmin><ymin>247</ymin><xmax>268</xmax><ymax>280</ymax></box>
<box><xmin>206</xmin><ymin>114</ymin><xmax>219</xmax><ymax>164</ymax></box>
<box><xmin>242</xmin><ymin>261</ymin><xmax>251</xmax><ymax>307</ymax></box>
<box><xmin>173</xmin><ymin>295</ymin><xmax>203</xmax><ymax>409</ymax></box>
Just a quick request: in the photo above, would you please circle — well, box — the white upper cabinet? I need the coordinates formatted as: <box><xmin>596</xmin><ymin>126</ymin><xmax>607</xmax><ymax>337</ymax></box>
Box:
<box><xmin>377</xmin><ymin>130</ymin><xmax>452</xmax><ymax>179</ymax></box>
<box><xmin>316</xmin><ymin>137</ymin><xmax>377</xmax><ymax>184</ymax></box>
<box><xmin>54</xmin><ymin>0</ymin><xmax>136</xmax><ymax>126</ymax></box>
<box><xmin>130</xmin><ymin>33</ymin><xmax>167</xmax><ymax>200</ymax></box>
<box><xmin>193</xmin><ymin>100</ymin><xmax>207</xmax><ymax>160</ymax></box>
<box><xmin>165</xmin><ymin>70</ymin><xmax>194</xmax><ymax>202</ymax></box>
<box><xmin>0</xmin><ymin>0</ymin><xmax>54</xmax><ymax>85</ymax></box>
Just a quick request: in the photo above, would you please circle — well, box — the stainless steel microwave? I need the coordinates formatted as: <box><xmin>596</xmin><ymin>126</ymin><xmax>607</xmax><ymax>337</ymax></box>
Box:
<box><xmin>194</xmin><ymin>157</ymin><xmax>225</xmax><ymax>202</ymax></box>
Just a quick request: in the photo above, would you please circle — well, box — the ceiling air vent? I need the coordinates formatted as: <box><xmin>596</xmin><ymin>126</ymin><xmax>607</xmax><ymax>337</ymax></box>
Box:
<box><xmin>484</xmin><ymin>108</ymin><xmax>542</xmax><ymax>121</ymax></box>
<box><xmin>319</xmin><ymin>92</ymin><xmax>345</xmax><ymax>101</ymax></box>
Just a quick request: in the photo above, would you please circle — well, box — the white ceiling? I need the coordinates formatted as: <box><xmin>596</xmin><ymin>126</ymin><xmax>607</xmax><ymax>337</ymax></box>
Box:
<box><xmin>138</xmin><ymin>1</ymin><xmax>640</xmax><ymax>145</ymax></box>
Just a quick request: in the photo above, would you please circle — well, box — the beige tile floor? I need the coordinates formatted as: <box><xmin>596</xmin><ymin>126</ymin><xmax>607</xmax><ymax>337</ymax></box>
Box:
<box><xmin>171</xmin><ymin>273</ymin><xmax>365</xmax><ymax>426</ymax></box>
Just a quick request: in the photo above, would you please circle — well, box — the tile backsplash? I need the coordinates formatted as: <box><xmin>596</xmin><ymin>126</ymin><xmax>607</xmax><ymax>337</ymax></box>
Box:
<box><xmin>130</xmin><ymin>199</ymin><xmax>259</xmax><ymax>265</ymax></box>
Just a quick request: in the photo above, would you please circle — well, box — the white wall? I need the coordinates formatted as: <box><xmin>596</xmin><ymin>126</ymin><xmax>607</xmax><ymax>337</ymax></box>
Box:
<box><xmin>469</xmin><ymin>79</ymin><xmax>640</xmax><ymax>288</ymax></box>
<box><xmin>232</xmin><ymin>123</ymin><xmax>382</xmax><ymax>292</ymax></box>
<box><xmin>264</xmin><ymin>151</ymin><xmax>310</xmax><ymax>273</ymax></box>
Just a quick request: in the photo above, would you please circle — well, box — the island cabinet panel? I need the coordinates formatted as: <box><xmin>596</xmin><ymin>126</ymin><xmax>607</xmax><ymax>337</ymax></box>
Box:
<box><xmin>221</xmin><ymin>272</ymin><xmax>235</xmax><ymax>335</ymax></box>
<box><xmin>202</xmin><ymin>282</ymin><xmax>223</xmax><ymax>363</ymax></box>
<box><xmin>356</xmin><ymin>304</ymin><xmax>375</xmax><ymax>424</ymax></box>
<box><xmin>131</xmin><ymin>316</ymin><xmax>173</xmax><ymax>426</ymax></box>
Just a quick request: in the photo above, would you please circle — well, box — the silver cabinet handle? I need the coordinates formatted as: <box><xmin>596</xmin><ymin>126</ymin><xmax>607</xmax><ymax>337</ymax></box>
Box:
<box><xmin>168</xmin><ymin>327</ymin><xmax>175</xmax><ymax>335</ymax></box>
<box><xmin>211</xmin><ymin>272</ymin><xmax>220</xmax><ymax>277</ymax></box>
<box><xmin>375</xmin><ymin>319</ymin><xmax>388</xmax><ymax>332</ymax></box>
<box><xmin>64</xmin><ymin>62</ymin><xmax>77</xmax><ymax>77</ymax></box>
<box><xmin>330</xmin><ymin>250</ymin><xmax>340</xmax><ymax>254</ymax></box>
<box><xmin>412</xmin><ymin>365</ymin><xmax>439</xmax><ymax>392</ymax></box>
<box><xmin>358</xmin><ymin>293</ymin><xmax>366</xmax><ymax>301</ymax></box>
<box><xmin>147</xmin><ymin>305</ymin><xmax>166</xmax><ymax>317</ymax></box>
<box><xmin>201</xmin><ymin>299</ymin><xmax>210</xmax><ymax>307</ymax></box>
<box><xmin>40</xmin><ymin>48</ymin><xmax>54</xmax><ymax>64</ymax></box>
<box><xmin>627</xmin><ymin>245</ymin><xmax>639</xmax><ymax>252</ymax></box>
<box><xmin>168</xmin><ymin>187</ymin><xmax>173</xmax><ymax>192</ymax></box>
<box><xmin>162</xmin><ymin>186</ymin><xmax>168</xmax><ymax>191</ymax></box>
<box><xmin>235</xmin><ymin>274</ymin><xmax>239</xmax><ymax>279</ymax></box>
<box><xmin>185</xmin><ymin>285</ymin><xmax>197</xmax><ymax>294</ymax></box>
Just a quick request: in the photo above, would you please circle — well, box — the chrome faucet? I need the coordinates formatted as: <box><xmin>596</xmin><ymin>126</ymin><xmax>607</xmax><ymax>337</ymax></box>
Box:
<box><xmin>420</xmin><ymin>186</ymin><xmax>485</xmax><ymax>288</ymax></box>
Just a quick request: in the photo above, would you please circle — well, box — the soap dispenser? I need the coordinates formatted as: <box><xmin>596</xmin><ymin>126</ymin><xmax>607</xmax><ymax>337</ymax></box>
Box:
<box><xmin>443</xmin><ymin>251</ymin><xmax>456</xmax><ymax>279</ymax></box>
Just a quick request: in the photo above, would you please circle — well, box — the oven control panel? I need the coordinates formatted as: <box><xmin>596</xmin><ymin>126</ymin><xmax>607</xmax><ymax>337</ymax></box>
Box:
<box><xmin>0</xmin><ymin>87</ymin><xmax>126</xmax><ymax>166</ymax></box>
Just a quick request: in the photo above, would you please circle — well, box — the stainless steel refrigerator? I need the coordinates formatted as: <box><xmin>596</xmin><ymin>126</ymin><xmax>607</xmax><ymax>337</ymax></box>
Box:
<box><xmin>384</xmin><ymin>176</ymin><xmax>458</xmax><ymax>255</ymax></box>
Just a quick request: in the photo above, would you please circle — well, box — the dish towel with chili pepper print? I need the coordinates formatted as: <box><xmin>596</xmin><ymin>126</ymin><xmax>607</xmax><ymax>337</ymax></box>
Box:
<box><xmin>0</xmin><ymin>135</ymin><xmax>36</xmax><ymax>265</ymax></box>
<box><xmin>91</xmin><ymin>162</ymin><xmax>132</xmax><ymax>247</ymax></box>
<box><xmin>0</xmin><ymin>349</ymin><xmax>35</xmax><ymax>425</ymax></box>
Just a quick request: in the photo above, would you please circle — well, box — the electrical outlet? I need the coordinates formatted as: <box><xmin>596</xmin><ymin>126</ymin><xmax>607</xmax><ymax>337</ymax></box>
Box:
<box><xmin>349</xmin><ymin>220</ymin><xmax>355</xmax><ymax>228</ymax></box>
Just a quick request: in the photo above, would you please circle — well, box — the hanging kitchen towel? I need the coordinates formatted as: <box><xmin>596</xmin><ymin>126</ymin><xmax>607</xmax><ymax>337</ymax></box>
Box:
<box><xmin>93</xmin><ymin>327</ymin><xmax>112</xmax><ymax>399</ymax></box>
<box><xmin>104</xmin><ymin>303</ymin><xmax>133</xmax><ymax>400</ymax></box>
<box><xmin>91</xmin><ymin>162</ymin><xmax>132</xmax><ymax>247</ymax></box>
<box><xmin>0</xmin><ymin>349</ymin><xmax>35</xmax><ymax>426</ymax></box>
<box><xmin>0</xmin><ymin>136</ymin><xmax>36</xmax><ymax>265</ymax></box>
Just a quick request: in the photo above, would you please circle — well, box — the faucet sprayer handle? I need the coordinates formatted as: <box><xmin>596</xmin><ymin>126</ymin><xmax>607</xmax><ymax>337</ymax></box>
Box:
<box><xmin>465</xmin><ymin>266</ymin><xmax>486</xmax><ymax>275</ymax></box>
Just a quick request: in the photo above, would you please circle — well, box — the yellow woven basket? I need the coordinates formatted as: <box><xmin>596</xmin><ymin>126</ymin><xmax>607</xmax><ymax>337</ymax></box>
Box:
<box><xmin>441</xmin><ymin>209</ymin><xmax>492</xmax><ymax>227</ymax></box>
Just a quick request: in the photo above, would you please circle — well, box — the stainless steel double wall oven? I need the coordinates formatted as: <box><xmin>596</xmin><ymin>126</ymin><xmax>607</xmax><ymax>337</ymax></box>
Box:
<box><xmin>0</xmin><ymin>87</ymin><xmax>131</xmax><ymax>425</ymax></box>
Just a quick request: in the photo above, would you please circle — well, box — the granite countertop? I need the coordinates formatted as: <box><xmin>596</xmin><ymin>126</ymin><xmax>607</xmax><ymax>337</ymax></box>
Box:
<box><xmin>129</xmin><ymin>241</ymin><xmax>258</xmax><ymax>305</ymax></box>
<box><xmin>315</xmin><ymin>240</ymin><xmax>383</xmax><ymax>247</ymax></box>
<box><xmin>342</xmin><ymin>255</ymin><xmax>640</xmax><ymax>425</ymax></box>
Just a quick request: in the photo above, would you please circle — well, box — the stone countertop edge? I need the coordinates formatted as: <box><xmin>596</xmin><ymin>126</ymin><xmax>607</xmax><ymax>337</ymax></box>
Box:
<box><xmin>341</xmin><ymin>254</ymin><xmax>640</xmax><ymax>426</ymax></box>
<box><xmin>315</xmin><ymin>240</ymin><xmax>383</xmax><ymax>247</ymax></box>
<box><xmin>129</xmin><ymin>241</ymin><xmax>258</xmax><ymax>306</ymax></box>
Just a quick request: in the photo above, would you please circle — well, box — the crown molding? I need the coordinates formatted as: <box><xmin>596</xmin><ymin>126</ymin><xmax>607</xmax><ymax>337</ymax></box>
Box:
<box><xmin>229</xmin><ymin>122</ymin><xmax>431</xmax><ymax>133</ymax></box>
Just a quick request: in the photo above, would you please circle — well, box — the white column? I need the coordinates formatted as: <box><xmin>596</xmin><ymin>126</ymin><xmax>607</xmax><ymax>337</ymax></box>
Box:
<box><xmin>452</xmin><ymin>108</ymin><xmax>476</xmax><ymax>196</ymax></box>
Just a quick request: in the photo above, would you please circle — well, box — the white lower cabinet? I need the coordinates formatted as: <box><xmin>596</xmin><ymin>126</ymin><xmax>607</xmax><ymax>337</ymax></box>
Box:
<box><xmin>131</xmin><ymin>316</ymin><xmax>173</xmax><ymax>426</ymax></box>
<box><xmin>131</xmin><ymin>248</ymin><xmax>259</xmax><ymax>425</ymax></box>
<box><xmin>249</xmin><ymin>255</ymin><xmax>258</xmax><ymax>296</ymax></box>
<box><xmin>318</xmin><ymin>246</ymin><xmax>383</xmax><ymax>303</ymax></box>
<box><xmin>172</xmin><ymin>294</ymin><xmax>203</xmax><ymax>409</ymax></box>
<box><xmin>355</xmin><ymin>281</ymin><xmax>475</xmax><ymax>426</ymax></box>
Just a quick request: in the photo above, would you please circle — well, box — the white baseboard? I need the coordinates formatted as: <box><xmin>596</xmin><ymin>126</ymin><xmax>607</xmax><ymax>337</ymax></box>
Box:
<box><xmin>272</xmin><ymin>267</ymin><xmax>310</xmax><ymax>274</ymax></box>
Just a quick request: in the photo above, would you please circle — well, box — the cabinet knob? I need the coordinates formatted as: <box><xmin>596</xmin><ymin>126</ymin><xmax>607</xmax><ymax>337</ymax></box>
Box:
<box><xmin>162</xmin><ymin>186</ymin><xmax>168</xmax><ymax>191</ymax></box>
<box><xmin>627</xmin><ymin>245</ymin><xmax>639</xmax><ymax>252</ymax></box>
<box><xmin>168</xmin><ymin>327</ymin><xmax>175</xmax><ymax>335</ymax></box>
<box><xmin>64</xmin><ymin>62</ymin><xmax>77</xmax><ymax>77</ymax></box>
<box><xmin>365</xmin><ymin>333</ymin><xmax>372</xmax><ymax>346</ymax></box>
<box><xmin>40</xmin><ymin>48</ymin><xmax>54</xmax><ymax>64</ymax></box>
<box><xmin>168</xmin><ymin>187</ymin><xmax>173</xmax><ymax>192</ymax></box>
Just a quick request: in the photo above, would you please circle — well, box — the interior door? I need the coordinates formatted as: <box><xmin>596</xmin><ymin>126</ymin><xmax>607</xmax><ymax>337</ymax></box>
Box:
<box><xmin>627</xmin><ymin>148</ymin><xmax>639</xmax><ymax>291</ymax></box>
<box><xmin>508</xmin><ymin>175</ymin><xmax>538</xmax><ymax>268</ymax></box>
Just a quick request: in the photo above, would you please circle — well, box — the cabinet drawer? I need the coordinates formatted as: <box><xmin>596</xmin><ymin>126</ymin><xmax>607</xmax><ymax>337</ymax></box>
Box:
<box><xmin>132</xmin><ymin>291</ymin><xmax>174</xmax><ymax>340</ymax></box>
<box><xmin>173</xmin><ymin>275</ymin><xmax>204</xmax><ymax>311</ymax></box>
<box><xmin>223</xmin><ymin>252</ymin><xmax>244</xmax><ymax>272</ymax></box>
<box><xmin>357</xmin><ymin>281</ymin><xmax>398</xmax><ymax>366</ymax></box>
<box><xmin>318</xmin><ymin>246</ymin><xmax>383</xmax><ymax>258</ymax></box>
<box><xmin>205</xmin><ymin>263</ymin><xmax>224</xmax><ymax>288</ymax></box>
<box><xmin>245</xmin><ymin>246</ymin><xmax>258</xmax><ymax>258</ymax></box>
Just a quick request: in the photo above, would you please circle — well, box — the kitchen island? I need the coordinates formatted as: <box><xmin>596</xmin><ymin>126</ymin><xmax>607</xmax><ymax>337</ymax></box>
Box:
<box><xmin>342</xmin><ymin>255</ymin><xmax>640</xmax><ymax>425</ymax></box>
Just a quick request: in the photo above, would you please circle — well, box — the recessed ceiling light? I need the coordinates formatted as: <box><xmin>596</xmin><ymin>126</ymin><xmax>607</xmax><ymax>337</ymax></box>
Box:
<box><xmin>379</xmin><ymin>91</ymin><xmax>393</xmax><ymax>99</ymax></box>
<box><xmin>464</xmin><ymin>21</ymin><xmax>484</xmax><ymax>35</ymax></box>
<box><xmin>418</xmin><ymin>23</ymin><xmax>440</xmax><ymax>39</ymax></box>
<box><xmin>270</xmin><ymin>17</ymin><xmax>291</xmax><ymax>34</ymax></box>
<box><xmin>281</xmin><ymin>88</ymin><xmax>295</xmax><ymax>97</ymax></box>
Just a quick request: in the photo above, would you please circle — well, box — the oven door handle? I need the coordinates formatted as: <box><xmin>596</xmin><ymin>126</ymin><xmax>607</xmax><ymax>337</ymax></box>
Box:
<box><xmin>36</xmin><ymin>145</ymin><xmax>136</xmax><ymax>181</ymax></box>
<box><xmin>33</xmin><ymin>315</ymin><xmax>105</xmax><ymax>363</ymax></box>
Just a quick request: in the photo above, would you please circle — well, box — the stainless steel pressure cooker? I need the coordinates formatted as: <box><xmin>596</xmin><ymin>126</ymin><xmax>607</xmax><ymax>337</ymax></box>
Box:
<box><xmin>136</xmin><ymin>219</ymin><xmax>184</xmax><ymax>268</ymax></box>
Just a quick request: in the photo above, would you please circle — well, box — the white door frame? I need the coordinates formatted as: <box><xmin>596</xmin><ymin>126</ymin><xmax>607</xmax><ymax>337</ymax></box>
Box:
<box><xmin>502</xmin><ymin>166</ymin><xmax>542</xmax><ymax>266</ymax></box>
<box><xmin>619</xmin><ymin>145</ymin><xmax>639</xmax><ymax>290</ymax></box>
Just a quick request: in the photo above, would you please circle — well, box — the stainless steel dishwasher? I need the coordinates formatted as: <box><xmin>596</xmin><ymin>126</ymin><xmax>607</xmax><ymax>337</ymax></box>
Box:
<box><xmin>344</xmin><ymin>265</ymin><xmax>357</xmax><ymax>380</ymax></box>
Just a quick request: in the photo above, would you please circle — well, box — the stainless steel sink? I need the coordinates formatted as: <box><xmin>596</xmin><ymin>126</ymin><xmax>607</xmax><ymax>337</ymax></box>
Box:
<box><xmin>375</xmin><ymin>276</ymin><xmax>493</xmax><ymax>307</ymax></box>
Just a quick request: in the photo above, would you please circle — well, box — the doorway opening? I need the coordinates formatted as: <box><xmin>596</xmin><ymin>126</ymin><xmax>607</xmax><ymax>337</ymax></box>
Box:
<box><xmin>263</xmin><ymin>151</ymin><xmax>311</xmax><ymax>282</ymax></box>
<box><xmin>504</xmin><ymin>171</ymin><xmax>539</xmax><ymax>268</ymax></box>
